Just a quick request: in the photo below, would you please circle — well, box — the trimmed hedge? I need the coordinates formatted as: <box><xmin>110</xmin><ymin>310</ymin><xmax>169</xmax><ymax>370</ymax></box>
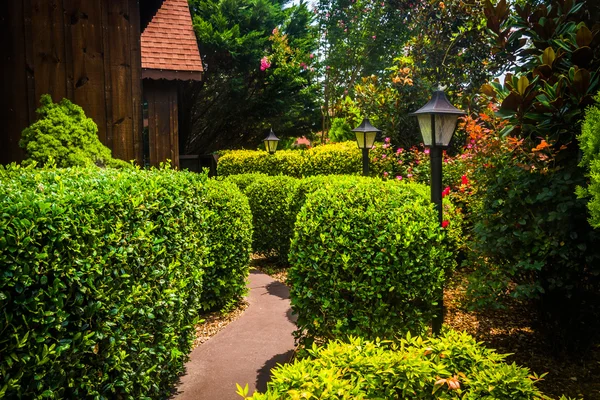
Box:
<box><xmin>201</xmin><ymin>179</ymin><xmax>253</xmax><ymax>312</ymax></box>
<box><xmin>217</xmin><ymin>142</ymin><xmax>360</xmax><ymax>177</ymax></box>
<box><xmin>289</xmin><ymin>179</ymin><xmax>453</xmax><ymax>343</ymax></box>
<box><xmin>244</xmin><ymin>176</ymin><xmax>300</xmax><ymax>262</ymax></box>
<box><xmin>0</xmin><ymin>166</ymin><xmax>249</xmax><ymax>399</ymax></box>
<box><xmin>243</xmin><ymin>331</ymin><xmax>567</xmax><ymax>399</ymax></box>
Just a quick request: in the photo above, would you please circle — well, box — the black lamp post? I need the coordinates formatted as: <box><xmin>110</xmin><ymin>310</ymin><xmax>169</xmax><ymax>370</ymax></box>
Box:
<box><xmin>352</xmin><ymin>118</ymin><xmax>381</xmax><ymax>176</ymax></box>
<box><xmin>410</xmin><ymin>89</ymin><xmax>465</xmax><ymax>335</ymax></box>
<box><xmin>264</xmin><ymin>128</ymin><xmax>280</xmax><ymax>154</ymax></box>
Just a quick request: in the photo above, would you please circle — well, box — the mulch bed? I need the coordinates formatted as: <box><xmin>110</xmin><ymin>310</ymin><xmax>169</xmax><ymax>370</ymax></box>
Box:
<box><xmin>192</xmin><ymin>300</ymin><xmax>249</xmax><ymax>349</ymax></box>
<box><xmin>252</xmin><ymin>256</ymin><xmax>599</xmax><ymax>399</ymax></box>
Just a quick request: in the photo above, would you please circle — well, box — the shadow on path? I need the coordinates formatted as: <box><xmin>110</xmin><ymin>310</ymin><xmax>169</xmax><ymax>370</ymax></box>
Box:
<box><xmin>255</xmin><ymin>350</ymin><xmax>295</xmax><ymax>393</ymax></box>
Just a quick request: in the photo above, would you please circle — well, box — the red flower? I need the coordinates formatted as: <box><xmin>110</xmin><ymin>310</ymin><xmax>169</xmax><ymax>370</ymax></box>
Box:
<box><xmin>441</xmin><ymin>220</ymin><xmax>449</xmax><ymax>228</ymax></box>
<box><xmin>461</xmin><ymin>175</ymin><xmax>469</xmax><ymax>186</ymax></box>
<box><xmin>442</xmin><ymin>186</ymin><xmax>451</xmax><ymax>198</ymax></box>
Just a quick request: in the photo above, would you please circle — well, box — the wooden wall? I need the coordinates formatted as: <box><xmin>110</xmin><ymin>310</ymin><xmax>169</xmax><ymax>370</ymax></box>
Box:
<box><xmin>1</xmin><ymin>0</ymin><xmax>143</xmax><ymax>165</ymax></box>
<box><xmin>144</xmin><ymin>80</ymin><xmax>179</xmax><ymax>168</ymax></box>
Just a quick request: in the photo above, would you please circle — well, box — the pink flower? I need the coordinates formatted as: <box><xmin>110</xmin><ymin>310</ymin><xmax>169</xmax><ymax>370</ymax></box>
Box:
<box><xmin>396</xmin><ymin>148</ymin><xmax>404</xmax><ymax>154</ymax></box>
<box><xmin>382</xmin><ymin>154</ymin><xmax>387</xmax><ymax>159</ymax></box>
<box><xmin>326</xmin><ymin>65</ymin><xmax>330</xmax><ymax>70</ymax></box>
<box><xmin>260</xmin><ymin>57</ymin><xmax>271</xmax><ymax>71</ymax></box>
<box><xmin>272</xmin><ymin>28</ymin><xmax>278</xmax><ymax>34</ymax></box>
<box><xmin>372</xmin><ymin>35</ymin><xmax>376</xmax><ymax>39</ymax></box>
<box><xmin>383</xmin><ymin>171</ymin><xmax>389</xmax><ymax>177</ymax></box>
<box><xmin>441</xmin><ymin>220</ymin><xmax>449</xmax><ymax>228</ymax></box>
<box><xmin>407</xmin><ymin>173</ymin><xmax>413</xmax><ymax>178</ymax></box>
<box><xmin>300</xmin><ymin>62</ymin><xmax>307</xmax><ymax>69</ymax></box>
<box><xmin>397</xmin><ymin>160</ymin><xmax>403</xmax><ymax>164</ymax></box>
<box><xmin>396</xmin><ymin>175</ymin><xmax>403</xmax><ymax>180</ymax></box>
<box><xmin>310</xmin><ymin>54</ymin><xmax>314</xmax><ymax>59</ymax></box>
<box><xmin>424</xmin><ymin>148</ymin><xmax>430</xmax><ymax>154</ymax></box>
<box><xmin>385</xmin><ymin>137</ymin><xmax>391</xmax><ymax>143</ymax></box>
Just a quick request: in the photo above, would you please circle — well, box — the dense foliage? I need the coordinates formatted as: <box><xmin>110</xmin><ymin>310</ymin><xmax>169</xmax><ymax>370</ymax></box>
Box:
<box><xmin>201</xmin><ymin>179</ymin><xmax>253</xmax><ymax>312</ymax></box>
<box><xmin>461</xmin><ymin>0</ymin><xmax>600</xmax><ymax>349</ymax></box>
<box><xmin>240</xmin><ymin>331</ymin><xmax>563</xmax><ymax>400</ymax></box>
<box><xmin>244</xmin><ymin>176</ymin><xmax>299</xmax><ymax>263</ymax></box>
<box><xmin>0</xmin><ymin>166</ymin><xmax>250</xmax><ymax>398</ymax></box>
<box><xmin>19</xmin><ymin>95</ymin><xmax>129</xmax><ymax>169</ymax></box>
<box><xmin>289</xmin><ymin>180</ymin><xmax>453</xmax><ymax>344</ymax></box>
<box><xmin>182</xmin><ymin>0</ymin><xmax>319</xmax><ymax>153</ymax></box>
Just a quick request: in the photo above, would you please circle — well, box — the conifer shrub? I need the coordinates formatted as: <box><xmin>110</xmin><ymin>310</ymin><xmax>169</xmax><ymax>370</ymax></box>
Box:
<box><xmin>578</xmin><ymin>92</ymin><xmax>600</xmax><ymax>228</ymax></box>
<box><xmin>202</xmin><ymin>179</ymin><xmax>253</xmax><ymax>311</ymax></box>
<box><xmin>19</xmin><ymin>95</ymin><xmax>130</xmax><ymax>168</ymax></box>
<box><xmin>241</xmin><ymin>331</ymin><xmax>568</xmax><ymax>400</ymax></box>
<box><xmin>0</xmin><ymin>165</ymin><xmax>209</xmax><ymax>398</ymax></box>
<box><xmin>289</xmin><ymin>180</ymin><xmax>453</xmax><ymax>343</ymax></box>
<box><xmin>244</xmin><ymin>176</ymin><xmax>300</xmax><ymax>262</ymax></box>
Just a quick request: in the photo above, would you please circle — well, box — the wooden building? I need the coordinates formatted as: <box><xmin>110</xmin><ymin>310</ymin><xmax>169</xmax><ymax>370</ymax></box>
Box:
<box><xmin>0</xmin><ymin>0</ymin><xmax>203</xmax><ymax>168</ymax></box>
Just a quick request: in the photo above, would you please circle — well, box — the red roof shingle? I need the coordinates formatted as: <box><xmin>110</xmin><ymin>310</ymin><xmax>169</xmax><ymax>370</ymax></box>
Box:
<box><xmin>141</xmin><ymin>0</ymin><xmax>203</xmax><ymax>79</ymax></box>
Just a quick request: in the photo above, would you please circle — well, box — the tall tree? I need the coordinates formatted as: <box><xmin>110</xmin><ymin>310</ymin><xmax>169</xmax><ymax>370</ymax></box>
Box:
<box><xmin>182</xmin><ymin>0</ymin><xmax>319</xmax><ymax>154</ymax></box>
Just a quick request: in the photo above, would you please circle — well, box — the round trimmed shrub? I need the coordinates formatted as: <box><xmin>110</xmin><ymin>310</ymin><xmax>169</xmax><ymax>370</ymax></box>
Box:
<box><xmin>245</xmin><ymin>175</ymin><xmax>300</xmax><ymax>262</ymax></box>
<box><xmin>289</xmin><ymin>180</ymin><xmax>453</xmax><ymax>343</ymax></box>
<box><xmin>201</xmin><ymin>179</ymin><xmax>253</xmax><ymax>312</ymax></box>
<box><xmin>243</xmin><ymin>330</ymin><xmax>562</xmax><ymax>400</ymax></box>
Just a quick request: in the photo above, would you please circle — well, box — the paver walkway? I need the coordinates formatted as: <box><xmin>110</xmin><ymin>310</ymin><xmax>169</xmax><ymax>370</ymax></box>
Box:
<box><xmin>173</xmin><ymin>270</ymin><xmax>296</xmax><ymax>400</ymax></box>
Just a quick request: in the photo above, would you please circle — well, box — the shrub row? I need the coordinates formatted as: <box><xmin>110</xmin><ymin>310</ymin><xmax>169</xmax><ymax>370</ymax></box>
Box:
<box><xmin>243</xmin><ymin>331</ymin><xmax>568</xmax><ymax>399</ymax></box>
<box><xmin>217</xmin><ymin>142</ymin><xmax>361</xmax><ymax>177</ymax></box>
<box><xmin>224</xmin><ymin>173</ymin><xmax>464</xmax><ymax>265</ymax></box>
<box><xmin>0</xmin><ymin>166</ymin><xmax>251</xmax><ymax>399</ymax></box>
<box><xmin>289</xmin><ymin>179</ymin><xmax>454</xmax><ymax>343</ymax></box>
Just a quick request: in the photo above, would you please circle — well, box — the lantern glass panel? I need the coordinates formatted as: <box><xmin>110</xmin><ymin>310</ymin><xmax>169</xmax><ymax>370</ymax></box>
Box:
<box><xmin>417</xmin><ymin>114</ymin><xmax>433</xmax><ymax>146</ymax></box>
<box><xmin>436</xmin><ymin>114</ymin><xmax>459</xmax><ymax>146</ymax></box>
<box><xmin>355</xmin><ymin>131</ymin><xmax>378</xmax><ymax>149</ymax></box>
<box><xmin>265</xmin><ymin>139</ymin><xmax>278</xmax><ymax>153</ymax></box>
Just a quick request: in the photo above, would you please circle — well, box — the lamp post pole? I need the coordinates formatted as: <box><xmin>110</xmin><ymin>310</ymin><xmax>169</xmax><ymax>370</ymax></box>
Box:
<box><xmin>410</xmin><ymin>89</ymin><xmax>465</xmax><ymax>336</ymax></box>
<box><xmin>362</xmin><ymin>147</ymin><xmax>369</xmax><ymax>176</ymax></box>
<box><xmin>430</xmin><ymin>116</ymin><xmax>444</xmax><ymax>335</ymax></box>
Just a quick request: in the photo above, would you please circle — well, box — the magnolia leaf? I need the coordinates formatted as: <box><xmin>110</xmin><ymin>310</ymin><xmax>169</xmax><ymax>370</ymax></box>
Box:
<box><xmin>517</xmin><ymin>76</ymin><xmax>529</xmax><ymax>96</ymax></box>
<box><xmin>501</xmin><ymin>91</ymin><xmax>522</xmax><ymax>112</ymax></box>
<box><xmin>541</xmin><ymin>47</ymin><xmax>555</xmax><ymax>66</ymax></box>
<box><xmin>576</xmin><ymin>25</ymin><xmax>593</xmax><ymax>47</ymax></box>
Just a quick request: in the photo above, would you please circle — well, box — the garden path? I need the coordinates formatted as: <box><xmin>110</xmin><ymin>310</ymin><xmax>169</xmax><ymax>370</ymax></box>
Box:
<box><xmin>172</xmin><ymin>270</ymin><xmax>296</xmax><ymax>400</ymax></box>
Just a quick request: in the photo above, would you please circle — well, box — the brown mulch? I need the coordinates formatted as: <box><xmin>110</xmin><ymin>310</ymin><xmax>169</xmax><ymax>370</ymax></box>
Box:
<box><xmin>444</xmin><ymin>274</ymin><xmax>600</xmax><ymax>400</ymax></box>
<box><xmin>250</xmin><ymin>254</ymin><xmax>288</xmax><ymax>284</ymax></box>
<box><xmin>192</xmin><ymin>300</ymin><xmax>249</xmax><ymax>349</ymax></box>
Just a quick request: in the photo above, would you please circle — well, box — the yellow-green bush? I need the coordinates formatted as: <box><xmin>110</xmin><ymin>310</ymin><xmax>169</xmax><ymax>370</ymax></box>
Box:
<box><xmin>217</xmin><ymin>150</ymin><xmax>304</xmax><ymax>177</ymax></box>
<box><xmin>242</xmin><ymin>331</ymin><xmax>566</xmax><ymax>400</ymax></box>
<box><xmin>217</xmin><ymin>142</ymin><xmax>361</xmax><ymax>177</ymax></box>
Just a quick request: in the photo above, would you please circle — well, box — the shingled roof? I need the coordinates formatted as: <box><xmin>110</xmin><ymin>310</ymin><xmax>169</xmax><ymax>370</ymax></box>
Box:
<box><xmin>141</xmin><ymin>0</ymin><xmax>203</xmax><ymax>81</ymax></box>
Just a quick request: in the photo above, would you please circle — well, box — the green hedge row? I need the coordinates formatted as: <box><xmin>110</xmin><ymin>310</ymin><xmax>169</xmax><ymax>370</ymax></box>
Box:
<box><xmin>217</xmin><ymin>142</ymin><xmax>361</xmax><ymax>177</ymax></box>
<box><xmin>244</xmin><ymin>331</ymin><xmax>567</xmax><ymax>399</ymax></box>
<box><xmin>224</xmin><ymin>173</ymin><xmax>463</xmax><ymax>265</ymax></box>
<box><xmin>0</xmin><ymin>166</ymin><xmax>251</xmax><ymax>399</ymax></box>
<box><xmin>289</xmin><ymin>179</ymin><xmax>453</xmax><ymax>343</ymax></box>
